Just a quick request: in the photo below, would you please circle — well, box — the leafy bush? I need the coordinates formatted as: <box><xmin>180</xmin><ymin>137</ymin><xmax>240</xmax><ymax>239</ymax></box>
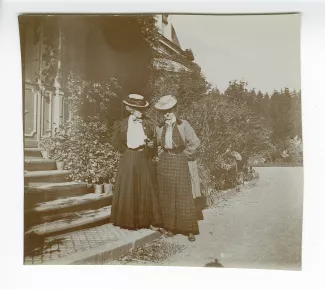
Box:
<box><xmin>146</xmin><ymin>72</ymin><xmax>268</xmax><ymax>201</ymax></box>
<box><xmin>51</xmin><ymin>116</ymin><xmax>121</xmax><ymax>184</ymax></box>
<box><xmin>65</xmin><ymin>72</ymin><xmax>123</xmax><ymax>126</ymax></box>
<box><xmin>44</xmin><ymin>72</ymin><xmax>123</xmax><ymax>185</ymax></box>
<box><xmin>265</xmin><ymin>136</ymin><xmax>303</xmax><ymax>165</ymax></box>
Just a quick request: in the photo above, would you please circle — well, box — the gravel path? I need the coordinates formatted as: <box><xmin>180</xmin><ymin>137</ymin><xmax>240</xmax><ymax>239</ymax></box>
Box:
<box><xmin>106</xmin><ymin>167</ymin><xmax>303</xmax><ymax>270</ymax></box>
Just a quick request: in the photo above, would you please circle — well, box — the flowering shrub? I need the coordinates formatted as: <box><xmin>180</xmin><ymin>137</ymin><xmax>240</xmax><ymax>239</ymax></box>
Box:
<box><xmin>51</xmin><ymin>116</ymin><xmax>121</xmax><ymax>184</ymax></box>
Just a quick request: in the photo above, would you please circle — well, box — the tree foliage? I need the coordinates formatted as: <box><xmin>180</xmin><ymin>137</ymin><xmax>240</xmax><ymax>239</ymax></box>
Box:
<box><xmin>29</xmin><ymin>14</ymin><xmax>302</xmax><ymax>196</ymax></box>
<box><xmin>146</xmin><ymin>59</ymin><xmax>302</xmax><ymax>198</ymax></box>
<box><xmin>184</xmin><ymin>49</ymin><xmax>195</xmax><ymax>61</ymax></box>
<box><xmin>66</xmin><ymin>72</ymin><xmax>123</xmax><ymax>125</ymax></box>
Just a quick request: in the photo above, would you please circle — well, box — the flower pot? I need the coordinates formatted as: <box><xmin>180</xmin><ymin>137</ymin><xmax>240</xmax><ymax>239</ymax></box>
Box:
<box><xmin>56</xmin><ymin>161</ymin><xmax>65</xmax><ymax>170</ymax></box>
<box><xmin>104</xmin><ymin>183</ymin><xmax>113</xmax><ymax>194</ymax></box>
<box><xmin>94</xmin><ymin>184</ymin><xmax>103</xmax><ymax>195</ymax></box>
<box><xmin>41</xmin><ymin>150</ymin><xmax>49</xmax><ymax>159</ymax></box>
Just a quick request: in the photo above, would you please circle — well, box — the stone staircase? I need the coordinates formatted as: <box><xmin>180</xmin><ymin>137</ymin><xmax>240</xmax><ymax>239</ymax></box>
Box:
<box><xmin>24</xmin><ymin>147</ymin><xmax>112</xmax><ymax>238</ymax></box>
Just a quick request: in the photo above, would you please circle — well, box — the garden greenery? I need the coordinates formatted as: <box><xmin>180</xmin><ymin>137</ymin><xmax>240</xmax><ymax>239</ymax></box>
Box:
<box><xmin>50</xmin><ymin>116</ymin><xmax>121</xmax><ymax>184</ymax></box>
<box><xmin>38</xmin><ymin>14</ymin><xmax>302</xmax><ymax>201</ymax></box>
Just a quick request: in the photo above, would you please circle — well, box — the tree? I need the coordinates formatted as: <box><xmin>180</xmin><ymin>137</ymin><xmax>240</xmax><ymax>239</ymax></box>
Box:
<box><xmin>224</xmin><ymin>80</ymin><xmax>248</xmax><ymax>102</ymax></box>
<box><xmin>184</xmin><ymin>49</ymin><xmax>195</xmax><ymax>61</ymax></box>
<box><xmin>270</xmin><ymin>88</ymin><xmax>296</xmax><ymax>142</ymax></box>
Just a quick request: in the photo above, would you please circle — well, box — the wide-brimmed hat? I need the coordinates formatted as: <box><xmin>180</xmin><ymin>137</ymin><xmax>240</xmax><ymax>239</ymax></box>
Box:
<box><xmin>154</xmin><ymin>95</ymin><xmax>177</xmax><ymax>110</ymax></box>
<box><xmin>123</xmin><ymin>94</ymin><xmax>149</xmax><ymax>108</ymax></box>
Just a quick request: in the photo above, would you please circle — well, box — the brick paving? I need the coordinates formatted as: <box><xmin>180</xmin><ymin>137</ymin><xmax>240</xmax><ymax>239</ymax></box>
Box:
<box><xmin>24</xmin><ymin>223</ymin><xmax>123</xmax><ymax>265</ymax></box>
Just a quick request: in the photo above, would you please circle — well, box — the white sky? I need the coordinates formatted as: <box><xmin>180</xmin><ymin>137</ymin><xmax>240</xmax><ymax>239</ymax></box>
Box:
<box><xmin>171</xmin><ymin>14</ymin><xmax>301</xmax><ymax>94</ymax></box>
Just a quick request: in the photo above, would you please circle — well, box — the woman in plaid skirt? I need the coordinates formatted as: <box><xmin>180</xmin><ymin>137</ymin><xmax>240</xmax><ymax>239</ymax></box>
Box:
<box><xmin>110</xmin><ymin>94</ymin><xmax>163</xmax><ymax>231</ymax></box>
<box><xmin>155</xmin><ymin>95</ymin><xmax>203</xmax><ymax>242</ymax></box>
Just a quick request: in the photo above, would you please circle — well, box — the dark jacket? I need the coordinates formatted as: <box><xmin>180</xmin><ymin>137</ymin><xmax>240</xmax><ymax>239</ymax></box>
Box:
<box><xmin>156</xmin><ymin>118</ymin><xmax>200</xmax><ymax>161</ymax></box>
<box><xmin>112</xmin><ymin>117</ymin><xmax>157</xmax><ymax>157</ymax></box>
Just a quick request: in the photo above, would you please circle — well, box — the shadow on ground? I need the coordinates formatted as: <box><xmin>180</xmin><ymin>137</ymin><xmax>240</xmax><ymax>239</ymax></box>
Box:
<box><xmin>205</xmin><ymin>258</ymin><xmax>224</xmax><ymax>267</ymax></box>
<box><xmin>24</xmin><ymin>232</ymin><xmax>65</xmax><ymax>259</ymax></box>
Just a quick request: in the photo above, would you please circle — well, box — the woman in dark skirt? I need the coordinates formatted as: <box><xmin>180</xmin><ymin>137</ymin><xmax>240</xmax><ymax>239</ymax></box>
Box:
<box><xmin>155</xmin><ymin>95</ymin><xmax>203</xmax><ymax>242</ymax></box>
<box><xmin>110</xmin><ymin>94</ymin><xmax>163</xmax><ymax>231</ymax></box>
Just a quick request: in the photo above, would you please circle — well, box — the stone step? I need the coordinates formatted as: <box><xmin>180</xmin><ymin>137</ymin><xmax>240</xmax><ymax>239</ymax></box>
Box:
<box><xmin>34</xmin><ymin>193</ymin><xmax>113</xmax><ymax>214</ymax></box>
<box><xmin>25</xmin><ymin>156</ymin><xmax>45</xmax><ymax>160</ymax></box>
<box><xmin>25</xmin><ymin>193</ymin><xmax>113</xmax><ymax>228</ymax></box>
<box><xmin>24</xmin><ymin>147</ymin><xmax>43</xmax><ymax>158</ymax></box>
<box><xmin>24</xmin><ymin>182</ymin><xmax>90</xmax><ymax>207</ymax></box>
<box><xmin>26</xmin><ymin>206</ymin><xmax>111</xmax><ymax>236</ymax></box>
<box><xmin>24</xmin><ymin>170</ymin><xmax>70</xmax><ymax>186</ymax></box>
<box><xmin>24</xmin><ymin>158</ymin><xmax>57</xmax><ymax>171</ymax></box>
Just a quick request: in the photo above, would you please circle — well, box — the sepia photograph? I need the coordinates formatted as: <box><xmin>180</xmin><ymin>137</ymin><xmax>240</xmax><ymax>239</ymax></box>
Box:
<box><xmin>20</xmin><ymin>13</ymin><xmax>303</xmax><ymax>270</ymax></box>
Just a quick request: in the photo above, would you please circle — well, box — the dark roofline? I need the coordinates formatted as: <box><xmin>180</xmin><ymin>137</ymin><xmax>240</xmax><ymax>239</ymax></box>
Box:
<box><xmin>159</xmin><ymin>33</ymin><xmax>186</xmax><ymax>57</ymax></box>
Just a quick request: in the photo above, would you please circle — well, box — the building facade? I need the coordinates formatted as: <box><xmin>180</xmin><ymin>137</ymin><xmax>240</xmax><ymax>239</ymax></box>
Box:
<box><xmin>154</xmin><ymin>14</ymin><xmax>190</xmax><ymax>72</ymax></box>
<box><xmin>20</xmin><ymin>15</ymin><xmax>187</xmax><ymax>148</ymax></box>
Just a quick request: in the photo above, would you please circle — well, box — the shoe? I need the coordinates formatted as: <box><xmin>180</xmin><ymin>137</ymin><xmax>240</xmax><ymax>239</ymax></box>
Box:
<box><xmin>149</xmin><ymin>225</ymin><xmax>159</xmax><ymax>231</ymax></box>
<box><xmin>158</xmin><ymin>228</ymin><xmax>168</xmax><ymax>235</ymax></box>
<box><xmin>167</xmin><ymin>231</ymin><xmax>174</xmax><ymax>237</ymax></box>
<box><xmin>188</xmin><ymin>233</ymin><xmax>196</xmax><ymax>242</ymax></box>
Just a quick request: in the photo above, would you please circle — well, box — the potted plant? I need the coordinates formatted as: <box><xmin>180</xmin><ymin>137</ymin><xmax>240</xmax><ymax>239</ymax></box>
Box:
<box><xmin>51</xmin><ymin>146</ymin><xmax>66</xmax><ymax>170</ymax></box>
<box><xmin>50</xmin><ymin>126</ymin><xmax>68</xmax><ymax>170</ymax></box>
<box><xmin>94</xmin><ymin>183</ymin><xmax>103</xmax><ymax>194</ymax></box>
<box><xmin>38</xmin><ymin>136</ymin><xmax>52</xmax><ymax>159</ymax></box>
<box><xmin>55</xmin><ymin>157</ymin><xmax>65</xmax><ymax>171</ymax></box>
<box><xmin>93</xmin><ymin>174</ymin><xmax>104</xmax><ymax>194</ymax></box>
<box><xmin>103</xmin><ymin>172</ymin><xmax>113</xmax><ymax>195</ymax></box>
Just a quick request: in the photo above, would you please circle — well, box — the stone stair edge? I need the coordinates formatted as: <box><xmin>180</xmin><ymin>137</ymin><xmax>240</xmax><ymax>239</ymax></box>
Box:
<box><xmin>31</xmin><ymin>192</ymin><xmax>113</xmax><ymax>213</ymax></box>
<box><xmin>24</xmin><ymin>181</ymin><xmax>89</xmax><ymax>194</ymax></box>
<box><xmin>28</xmin><ymin>181</ymin><xmax>87</xmax><ymax>188</ymax></box>
<box><xmin>24</xmin><ymin>148</ymin><xmax>43</xmax><ymax>152</ymax></box>
<box><xmin>25</xmin><ymin>158</ymin><xmax>56</xmax><ymax>164</ymax></box>
<box><xmin>24</xmin><ymin>170</ymin><xmax>70</xmax><ymax>178</ymax></box>
<box><xmin>26</xmin><ymin>206</ymin><xmax>112</xmax><ymax>236</ymax></box>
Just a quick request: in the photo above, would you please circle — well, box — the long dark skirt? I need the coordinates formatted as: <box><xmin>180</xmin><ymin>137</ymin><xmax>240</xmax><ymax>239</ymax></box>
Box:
<box><xmin>157</xmin><ymin>151</ymin><xmax>199</xmax><ymax>235</ymax></box>
<box><xmin>111</xmin><ymin>149</ymin><xmax>163</xmax><ymax>230</ymax></box>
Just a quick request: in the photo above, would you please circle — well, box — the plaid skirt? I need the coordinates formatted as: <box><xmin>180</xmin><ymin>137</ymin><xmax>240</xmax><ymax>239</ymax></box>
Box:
<box><xmin>111</xmin><ymin>149</ymin><xmax>163</xmax><ymax>230</ymax></box>
<box><xmin>157</xmin><ymin>151</ymin><xmax>200</xmax><ymax>235</ymax></box>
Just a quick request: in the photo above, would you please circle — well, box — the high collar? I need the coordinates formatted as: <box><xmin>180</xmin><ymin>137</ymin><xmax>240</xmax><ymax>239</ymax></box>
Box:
<box><xmin>159</xmin><ymin>118</ymin><xmax>182</xmax><ymax>128</ymax></box>
<box><xmin>165</xmin><ymin>116</ymin><xmax>177</xmax><ymax>126</ymax></box>
<box><xmin>129</xmin><ymin>115</ymin><xmax>143</xmax><ymax>123</ymax></box>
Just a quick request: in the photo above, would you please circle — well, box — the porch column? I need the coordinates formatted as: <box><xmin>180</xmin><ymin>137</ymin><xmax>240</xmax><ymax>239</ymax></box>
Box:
<box><xmin>52</xmin><ymin>21</ymin><xmax>64</xmax><ymax>134</ymax></box>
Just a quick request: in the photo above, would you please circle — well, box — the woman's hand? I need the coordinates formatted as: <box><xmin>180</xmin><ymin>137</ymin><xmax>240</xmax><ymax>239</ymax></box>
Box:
<box><xmin>147</xmin><ymin>141</ymin><xmax>154</xmax><ymax>148</ymax></box>
<box><xmin>153</xmin><ymin>156</ymin><xmax>159</xmax><ymax>164</ymax></box>
<box><xmin>157</xmin><ymin>145</ymin><xmax>163</xmax><ymax>156</ymax></box>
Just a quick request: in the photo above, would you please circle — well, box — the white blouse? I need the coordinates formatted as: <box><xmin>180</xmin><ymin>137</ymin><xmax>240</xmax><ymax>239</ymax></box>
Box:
<box><xmin>164</xmin><ymin>116</ymin><xmax>176</xmax><ymax>149</ymax></box>
<box><xmin>127</xmin><ymin>115</ymin><xmax>147</xmax><ymax>149</ymax></box>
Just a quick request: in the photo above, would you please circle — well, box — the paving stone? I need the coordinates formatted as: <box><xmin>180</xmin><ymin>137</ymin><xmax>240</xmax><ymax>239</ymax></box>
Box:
<box><xmin>25</xmin><ymin>221</ymin><xmax>159</xmax><ymax>265</ymax></box>
<box><xmin>51</xmin><ymin>254</ymin><xmax>60</xmax><ymax>259</ymax></box>
<box><xmin>43</xmin><ymin>256</ymin><xmax>51</xmax><ymax>261</ymax></box>
<box><xmin>33</xmin><ymin>261</ymin><xmax>43</xmax><ymax>265</ymax></box>
<box><xmin>25</xmin><ymin>260</ymin><xmax>33</xmax><ymax>265</ymax></box>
